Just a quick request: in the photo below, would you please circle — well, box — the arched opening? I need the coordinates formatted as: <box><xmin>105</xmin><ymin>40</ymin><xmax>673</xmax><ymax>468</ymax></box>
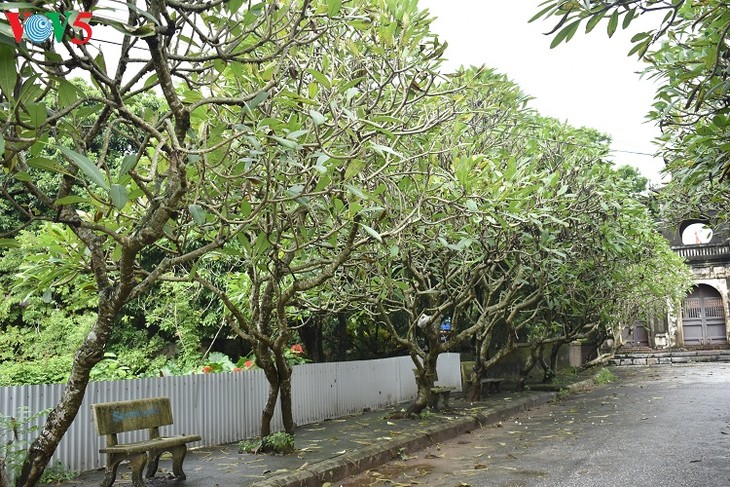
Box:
<box><xmin>681</xmin><ymin>284</ymin><xmax>727</xmax><ymax>346</ymax></box>
<box><xmin>680</xmin><ymin>222</ymin><xmax>714</xmax><ymax>245</ymax></box>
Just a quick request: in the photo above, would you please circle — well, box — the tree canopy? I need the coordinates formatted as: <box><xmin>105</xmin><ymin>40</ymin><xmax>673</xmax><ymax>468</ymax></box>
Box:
<box><xmin>532</xmin><ymin>0</ymin><xmax>730</xmax><ymax>221</ymax></box>
<box><xmin>0</xmin><ymin>2</ymin><xmax>692</xmax><ymax>485</ymax></box>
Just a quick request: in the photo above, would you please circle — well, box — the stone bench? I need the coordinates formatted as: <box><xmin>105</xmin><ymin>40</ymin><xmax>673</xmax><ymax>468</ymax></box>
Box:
<box><xmin>479</xmin><ymin>377</ymin><xmax>504</xmax><ymax>397</ymax></box>
<box><xmin>430</xmin><ymin>386</ymin><xmax>453</xmax><ymax>410</ymax></box>
<box><xmin>91</xmin><ymin>397</ymin><xmax>201</xmax><ymax>487</ymax></box>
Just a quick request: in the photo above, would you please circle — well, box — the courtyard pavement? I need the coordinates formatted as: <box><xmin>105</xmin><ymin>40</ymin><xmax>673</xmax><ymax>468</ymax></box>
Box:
<box><xmin>58</xmin><ymin>374</ymin><xmax>600</xmax><ymax>487</ymax></box>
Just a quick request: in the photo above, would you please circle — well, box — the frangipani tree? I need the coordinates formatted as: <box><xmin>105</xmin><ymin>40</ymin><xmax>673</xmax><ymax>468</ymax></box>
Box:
<box><xmin>175</xmin><ymin>0</ymin><xmax>452</xmax><ymax>436</ymax></box>
<box><xmin>0</xmin><ymin>0</ymin><xmax>448</xmax><ymax>483</ymax></box>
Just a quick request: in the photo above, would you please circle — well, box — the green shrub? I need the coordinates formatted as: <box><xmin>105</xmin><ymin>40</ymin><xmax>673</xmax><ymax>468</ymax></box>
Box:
<box><xmin>89</xmin><ymin>353</ymin><xmax>132</xmax><ymax>382</ymax></box>
<box><xmin>0</xmin><ymin>407</ymin><xmax>51</xmax><ymax>481</ymax></box>
<box><xmin>239</xmin><ymin>432</ymin><xmax>295</xmax><ymax>455</ymax></box>
<box><xmin>40</xmin><ymin>460</ymin><xmax>78</xmax><ymax>484</ymax></box>
<box><xmin>0</xmin><ymin>355</ymin><xmax>73</xmax><ymax>386</ymax></box>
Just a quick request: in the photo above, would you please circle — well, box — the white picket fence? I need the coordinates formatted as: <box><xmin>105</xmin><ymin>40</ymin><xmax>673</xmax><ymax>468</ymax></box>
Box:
<box><xmin>0</xmin><ymin>353</ymin><xmax>460</xmax><ymax>474</ymax></box>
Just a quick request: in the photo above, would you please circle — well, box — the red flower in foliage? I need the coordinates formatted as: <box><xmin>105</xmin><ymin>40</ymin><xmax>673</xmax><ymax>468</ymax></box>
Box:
<box><xmin>232</xmin><ymin>367</ymin><xmax>243</xmax><ymax>372</ymax></box>
<box><xmin>202</xmin><ymin>365</ymin><xmax>213</xmax><ymax>374</ymax></box>
<box><xmin>244</xmin><ymin>360</ymin><xmax>255</xmax><ymax>369</ymax></box>
<box><xmin>291</xmin><ymin>344</ymin><xmax>303</xmax><ymax>354</ymax></box>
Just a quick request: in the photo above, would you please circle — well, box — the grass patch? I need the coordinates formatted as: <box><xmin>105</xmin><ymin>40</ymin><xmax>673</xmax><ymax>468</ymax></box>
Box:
<box><xmin>594</xmin><ymin>367</ymin><xmax>618</xmax><ymax>385</ymax></box>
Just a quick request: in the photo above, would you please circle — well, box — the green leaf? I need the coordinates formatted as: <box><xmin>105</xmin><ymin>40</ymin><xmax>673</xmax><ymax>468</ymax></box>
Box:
<box><xmin>42</xmin><ymin>289</ymin><xmax>52</xmax><ymax>304</ymax></box>
<box><xmin>607</xmin><ymin>10</ymin><xmax>619</xmax><ymax>37</ymax></box>
<box><xmin>228</xmin><ymin>0</ymin><xmax>244</xmax><ymax>13</ymax></box>
<box><xmin>57</xmin><ymin>79</ymin><xmax>78</xmax><ymax>108</ymax></box>
<box><xmin>344</xmin><ymin>159</ymin><xmax>364</xmax><ymax>180</ymax></box>
<box><xmin>309</xmin><ymin>109</ymin><xmax>326</xmax><ymax>125</ymax></box>
<box><xmin>143</xmin><ymin>74</ymin><xmax>159</xmax><ymax>88</ymax></box>
<box><xmin>239</xmin><ymin>200</ymin><xmax>252</xmax><ymax>218</ymax></box>
<box><xmin>271</xmin><ymin>135</ymin><xmax>301</xmax><ymax>150</ymax></box>
<box><xmin>359</xmin><ymin>223</ymin><xmax>382</xmax><ymax>242</ymax></box>
<box><xmin>189</xmin><ymin>204</ymin><xmax>206</xmax><ymax>225</ymax></box>
<box><xmin>628</xmin><ymin>38</ymin><xmax>650</xmax><ymax>57</ymax></box>
<box><xmin>58</xmin><ymin>146</ymin><xmax>110</xmax><ymax>191</ymax></box>
<box><xmin>0</xmin><ymin>133</ymin><xmax>4</xmax><ymax>157</ymax></box>
<box><xmin>27</xmin><ymin>157</ymin><xmax>68</xmax><ymax>175</ymax></box>
<box><xmin>119</xmin><ymin>155</ymin><xmax>137</xmax><ymax>179</ymax></box>
<box><xmin>245</xmin><ymin>91</ymin><xmax>269</xmax><ymax>112</ymax></box>
<box><xmin>95</xmin><ymin>52</ymin><xmax>107</xmax><ymax>76</ymax></box>
<box><xmin>26</xmin><ymin>102</ymin><xmax>46</xmax><ymax>128</ymax></box>
<box><xmin>585</xmin><ymin>13</ymin><xmax>603</xmax><ymax>34</ymax></box>
<box><xmin>306</xmin><ymin>68</ymin><xmax>331</xmax><ymax>90</ymax></box>
<box><xmin>371</xmin><ymin>142</ymin><xmax>402</xmax><ymax>158</ymax></box>
<box><xmin>630</xmin><ymin>32</ymin><xmax>651</xmax><ymax>43</ymax></box>
<box><xmin>345</xmin><ymin>183</ymin><xmax>367</xmax><ymax>200</ymax></box>
<box><xmin>13</xmin><ymin>171</ymin><xmax>32</xmax><ymax>182</ymax></box>
<box><xmin>110</xmin><ymin>184</ymin><xmax>128</xmax><ymax>210</ymax></box>
<box><xmin>55</xmin><ymin>195</ymin><xmax>89</xmax><ymax>206</ymax></box>
<box><xmin>0</xmin><ymin>3</ymin><xmax>35</xmax><ymax>11</ymax></box>
<box><xmin>622</xmin><ymin>8</ymin><xmax>636</xmax><ymax>29</ymax></box>
<box><xmin>328</xmin><ymin>0</ymin><xmax>342</xmax><ymax>16</ymax></box>
<box><xmin>551</xmin><ymin>20</ymin><xmax>580</xmax><ymax>48</ymax></box>
<box><xmin>0</xmin><ymin>44</ymin><xmax>17</xmax><ymax>100</ymax></box>
<box><xmin>0</xmin><ymin>238</ymin><xmax>20</xmax><ymax>248</ymax></box>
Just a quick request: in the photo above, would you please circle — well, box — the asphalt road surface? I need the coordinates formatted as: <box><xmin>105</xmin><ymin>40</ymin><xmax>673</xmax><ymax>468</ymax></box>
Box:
<box><xmin>342</xmin><ymin>364</ymin><xmax>730</xmax><ymax>487</ymax></box>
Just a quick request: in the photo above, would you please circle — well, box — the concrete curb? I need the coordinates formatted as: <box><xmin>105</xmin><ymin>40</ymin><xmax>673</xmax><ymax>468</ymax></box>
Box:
<box><xmin>563</xmin><ymin>376</ymin><xmax>599</xmax><ymax>394</ymax></box>
<box><xmin>256</xmin><ymin>373</ymin><xmax>607</xmax><ymax>487</ymax></box>
<box><xmin>255</xmin><ymin>392</ymin><xmax>557</xmax><ymax>487</ymax></box>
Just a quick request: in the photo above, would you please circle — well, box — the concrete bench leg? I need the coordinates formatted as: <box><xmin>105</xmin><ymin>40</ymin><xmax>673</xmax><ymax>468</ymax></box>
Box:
<box><xmin>146</xmin><ymin>444</ymin><xmax>189</xmax><ymax>480</ymax></box>
<box><xmin>429</xmin><ymin>391</ymin><xmax>452</xmax><ymax>411</ymax></box>
<box><xmin>442</xmin><ymin>391</ymin><xmax>451</xmax><ymax>409</ymax></box>
<box><xmin>170</xmin><ymin>444</ymin><xmax>189</xmax><ymax>480</ymax></box>
<box><xmin>103</xmin><ymin>452</ymin><xmax>147</xmax><ymax>487</ymax></box>
<box><xmin>146</xmin><ymin>449</ymin><xmax>162</xmax><ymax>478</ymax></box>
<box><xmin>429</xmin><ymin>393</ymin><xmax>440</xmax><ymax>411</ymax></box>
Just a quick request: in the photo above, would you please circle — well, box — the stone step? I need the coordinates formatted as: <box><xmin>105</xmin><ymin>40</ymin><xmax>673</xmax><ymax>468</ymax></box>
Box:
<box><xmin>613</xmin><ymin>349</ymin><xmax>730</xmax><ymax>366</ymax></box>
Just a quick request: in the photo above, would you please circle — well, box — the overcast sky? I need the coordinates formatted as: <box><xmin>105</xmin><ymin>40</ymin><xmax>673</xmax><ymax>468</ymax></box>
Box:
<box><xmin>418</xmin><ymin>1</ymin><xmax>665</xmax><ymax>184</ymax></box>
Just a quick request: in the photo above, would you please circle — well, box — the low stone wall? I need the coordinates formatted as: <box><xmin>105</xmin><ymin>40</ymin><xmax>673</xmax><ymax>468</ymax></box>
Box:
<box><xmin>613</xmin><ymin>349</ymin><xmax>730</xmax><ymax>365</ymax></box>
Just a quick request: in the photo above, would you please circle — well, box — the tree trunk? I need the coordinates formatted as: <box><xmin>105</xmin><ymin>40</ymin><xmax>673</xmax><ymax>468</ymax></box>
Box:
<box><xmin>276</xmin><ymin>355</ymin><xmax>295</xmax><ymax>434</ymax></box>
<box><xmin>405</xmin><ymin>352</ymin><xmax>438</xmax><ymax>417</ymax></box>
<box><xmin>515</xmin><ymin>345</ymin><xmax>541</xmax><ymax>392</ymax></box>
<box><xmin>16</xmin><ymin>303</ymin><xmax>117</xmax><ymax>487</ymax></box>
<box><xmin>332</xmin><ymin>312</ymin><xmax>349</xmax><ymax>361</ymax></box>
<box><xmin>257</xmin><ymin>346</ymin><xmax>296</xmax><ymax>436</ymax></box>
<box><xmin>544</xmin><ymin>341</ymin><xmax>565</xmax><ymax>383</ymax></box>
<box><xmin>467</xmin><ymin>359</ymin><xmax>483</xmax><ymax>402</ymax></box>
<box><xmin>259</xmin><ymin>368</ymin><xmax>280</xmax><ymax>438</ymax></box>
<box><xmin>257</xmin><ymin>342</ymin><xmax>280</xmax><ymax>437</ymax></box>
<box><xmin>298</xmin><ymin>316</ymin><xmax>324</xmax><ymax>362</ymax></box>
<box><xmin>1</xmin><ymin>458</ymin><xmax>8</xmax><ymax>487</ymax></box>
<box><xmin>405</xmin><ymin>369</ymin><xmax>431</xmax><ymax>417</ymax></box>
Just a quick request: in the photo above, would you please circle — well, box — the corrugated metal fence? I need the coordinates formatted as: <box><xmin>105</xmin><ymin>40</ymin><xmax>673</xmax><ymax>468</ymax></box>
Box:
<box><xmin>0</xmin><ymin>353</ymin><xmax>460</xmax><ymax>474</ymax></box>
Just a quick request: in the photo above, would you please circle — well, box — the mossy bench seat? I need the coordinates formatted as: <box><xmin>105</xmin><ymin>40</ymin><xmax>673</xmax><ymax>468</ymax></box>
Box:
<box><xmin>430</xmin><ymin>386</ymin><xmax>453</xmax><ymax>410</ymax></box>
<box><xmin>91</xmin><ymin>397</ymin><xmax>201</xmax><ymax>487</ymax></box>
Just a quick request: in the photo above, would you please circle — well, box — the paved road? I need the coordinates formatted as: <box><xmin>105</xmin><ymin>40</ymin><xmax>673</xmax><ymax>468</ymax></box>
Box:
<box><xmin>343</xmin><ymin>364</ymin><xmax>730</xmax><ymax>487</ymax></box>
